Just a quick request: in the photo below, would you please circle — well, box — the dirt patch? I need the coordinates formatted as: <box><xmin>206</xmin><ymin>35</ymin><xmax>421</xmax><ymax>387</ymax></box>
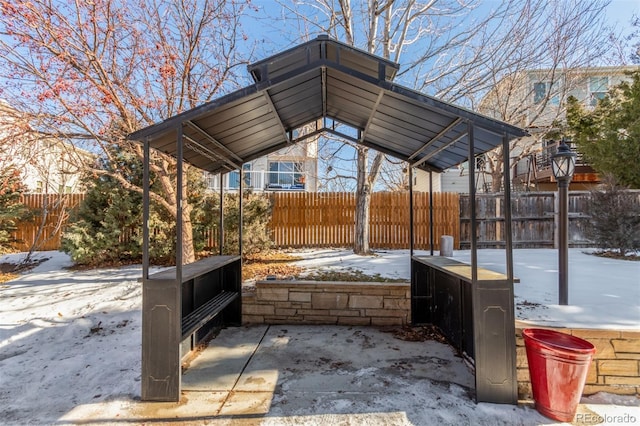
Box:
<box><xmin>299</xmin><ymin>268</ymin><xmax>409</xmax><ymax>283</ymax></box>
<box><xmin>0</xmin><ymin>256</ymin><xmax>49</xmax><ymax>283</ymax></box>
<box><xmin>588</xmin><ymin>250</ymin><xmax>640</xmax><ymax>261</ymax></box>
<box><xmin>384</xmin><ymin>325</ymin><xmax>449</xmax><ymax>344</ymax></box>
<box><xmin>242</xmin><ymin>251</ymin><xmax>305</xmax><ymax>281</ymax></box>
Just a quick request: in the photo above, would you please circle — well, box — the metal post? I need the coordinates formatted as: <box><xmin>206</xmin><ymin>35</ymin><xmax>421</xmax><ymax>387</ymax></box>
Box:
<box><xmin>239</xmin><ymin>167</ymin><xmax>243</xmax><ymax>256</ymax></box>
<box><xmin>429</xmin><ymin>170</ymin><xmax>434</xmax><ymax>256</ymax></box>
<box><xmin>409</xmin><ymin>166</ymin><xmax>414</xmax><ymax>256</ymax></box>
<box><xmin>143</xmin><ymin>138</ymin><xmax>150</xmax><ymax>280</ymax></box>
<box><xmin>558</xmin><ymin>178</ymin><xmax>569</xmax><ymax>305</ymax></box>
<box><xmin>502</xmin><ymin>134</ymin><xmax>514</xmax><ymax>281</ymax></box>
<box><xmin>468</xmin><ymin>122</ymin><xmax>477</xmax><ymax>283</ymax></box>
<box><xmin>176</xmin><ymin>126</ymin><xmax>183</xmax><ymax>274</ymax></box>
<box><xmin>219</xmin><ymin>174</ymin><xmax>224</xmax><ymax>256</ymax></box>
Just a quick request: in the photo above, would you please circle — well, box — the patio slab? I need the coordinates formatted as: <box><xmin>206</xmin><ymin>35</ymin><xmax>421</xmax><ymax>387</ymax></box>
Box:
<box><xmin>64</xmin><ymin>324</ymin><xmax>639</xmax><ymax>425</ymax></box>
<box><xmin>182</xmin><ymin>325</ymin><xmax>268</xmax><ymax>391</ymax></box>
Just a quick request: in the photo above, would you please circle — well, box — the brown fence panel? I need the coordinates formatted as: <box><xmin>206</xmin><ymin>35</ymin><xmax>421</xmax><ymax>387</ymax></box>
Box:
<box><xmin>459</xmin><ymin>190</ymin><xmax>640</xmax><ymax>248</ymax></box>
<box><xmin>11</xmin><ymin>194</ymin><xmax>85</xmax><ymax>252</ymax></box>
<box><xmin>270</xmin><ymin>191</ymin><xmax>460</xmax><ymax>250</ymax></box>
<box><xmin>461</xmin><ymin>192</ymin><xmax>558</xmax><ymax>248</ymax></box>
<box><xmin>13</xmin><ymin>191</ymin><xmax>464</xmax><ymax>252</ymax></box>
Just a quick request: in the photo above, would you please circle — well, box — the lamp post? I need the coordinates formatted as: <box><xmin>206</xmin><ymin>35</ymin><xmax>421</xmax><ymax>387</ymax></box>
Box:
<box><xmin>551</xmin><ymin>140</ymin><xmax>576</xmax><ymax>305</ymax></box>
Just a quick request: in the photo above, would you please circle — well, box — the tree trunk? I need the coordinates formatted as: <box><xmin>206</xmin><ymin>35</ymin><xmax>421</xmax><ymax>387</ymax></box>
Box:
<box><xmin>180</xmin><ymin>174</ymin><xmax>196</xmax><ymax>264</ymax></box>
<box><xmin>353</xmin><ymin>147</ymin><xmax>385</xmax><ymax>255</ymax></box>
<box><xmin>181</xmin><ymin>204</ymin><xmax>195</xmax><ymax>264</ymax></box>
<box><xmin>354</xmin><ymin>147</ymin><xmax>371</xmax><ymax>254</ymax></box>
<box><xmin>491</xmin><ymin>168</ymin><xmax>504</xmax><ymax>192</ymax></box>
<box><xmin>158</xmin><ymin>168</ymin><xmax>196</xmax><ymax>265</ymax></box>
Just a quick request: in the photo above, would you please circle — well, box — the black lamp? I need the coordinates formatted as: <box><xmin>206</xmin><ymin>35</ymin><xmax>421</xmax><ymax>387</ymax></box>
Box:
<box><xmin>551</xmin><ymin>140</ymin><xmax>576</xmax><ymax>181</ymax></box>
<box><xmin>551</xmin><ymin>139</ymin><xmax>576</xmax><ymax>305</ymax></box>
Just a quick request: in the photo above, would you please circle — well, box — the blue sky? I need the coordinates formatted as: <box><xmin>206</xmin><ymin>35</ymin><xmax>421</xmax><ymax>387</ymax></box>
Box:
<box><xmin>604</xmin><ymin>0</ymin><xmax>640</xmax><ymax>28</ymax></box>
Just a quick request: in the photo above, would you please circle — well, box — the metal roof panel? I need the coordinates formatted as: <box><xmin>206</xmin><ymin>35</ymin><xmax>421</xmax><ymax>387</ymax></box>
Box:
<box><xmin>129</xmin><ymin>35</ymin><xmax>528</xmax><ymax>176</ymax></box>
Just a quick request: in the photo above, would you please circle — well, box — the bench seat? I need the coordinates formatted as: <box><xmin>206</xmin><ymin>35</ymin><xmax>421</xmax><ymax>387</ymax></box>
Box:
<box><xmin>181</xmin><ymin>291</ymin><xmax>239</xmax><ymax>339</ymax></box>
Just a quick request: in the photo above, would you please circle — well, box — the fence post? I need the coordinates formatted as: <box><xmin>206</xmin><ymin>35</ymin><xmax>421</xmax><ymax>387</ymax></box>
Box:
<box><xmin>553</xmin><ymin>191</ymin><xmax>559</xmax><ymax>249</ymax></box>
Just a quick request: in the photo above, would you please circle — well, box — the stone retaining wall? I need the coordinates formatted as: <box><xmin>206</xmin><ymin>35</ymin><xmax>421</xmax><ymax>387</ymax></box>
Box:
<box><xmin>516</xmin><ymin>321</ymin><xmax>640</xmax><ymax>398</ymax></box>
<box><xmin>241</xmin><ymin>281</ymin><xmax>640</xmax><ymax>397</ymax></box>
<box><xmin>242</xmin><ymin>280</ymin><xmax>410</xmax><ymax>326</ymax></box>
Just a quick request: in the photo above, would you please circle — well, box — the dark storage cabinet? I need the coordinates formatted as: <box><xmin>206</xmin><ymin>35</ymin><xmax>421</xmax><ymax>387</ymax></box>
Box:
<box><xmin>411</xmin><ymin>256</ymin><xmax>517</xmax><ymax>404</ymax></box>
<box><xmin>141</xmin><ymin>255</ymin><xmax>241</xmax><ymax>402</ymax></box>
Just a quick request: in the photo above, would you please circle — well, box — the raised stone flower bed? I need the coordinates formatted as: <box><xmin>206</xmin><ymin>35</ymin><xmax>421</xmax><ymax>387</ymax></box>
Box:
<box><xmin>242</xmin><ymin>280</ymin><xmax>410</xmax><ymax>326</ymax></box>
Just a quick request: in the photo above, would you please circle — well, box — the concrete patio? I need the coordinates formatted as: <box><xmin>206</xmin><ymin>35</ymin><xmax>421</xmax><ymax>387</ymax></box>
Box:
<box><xmin>59</xmin><ymin>324</ymin><xmax>635</xmax><ymax>425</ymax></box>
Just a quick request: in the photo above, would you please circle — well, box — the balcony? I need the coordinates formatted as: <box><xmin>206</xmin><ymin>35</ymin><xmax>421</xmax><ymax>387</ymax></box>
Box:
<box><xmin>205</xmin><ymin>170</ymin><xmax>307</xmax><ymax>192</ymax></box>
<box><xmin>515</xmin><ymin>142</ymin><xmax>600</xmax><ymax>189</ymax></box>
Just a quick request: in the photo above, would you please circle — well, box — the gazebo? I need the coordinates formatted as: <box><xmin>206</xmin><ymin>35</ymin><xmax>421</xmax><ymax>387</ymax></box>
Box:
<box><xmin>128</xmin><ymin>35</ymin><xmax>528</xmax><ymax>404</ymax></box>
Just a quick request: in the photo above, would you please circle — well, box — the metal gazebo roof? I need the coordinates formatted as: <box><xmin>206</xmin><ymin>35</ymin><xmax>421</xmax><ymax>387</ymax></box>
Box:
<box><xmin>128</xmin><ymin>35</ymin><xmax>527</xmax><ymax>172</ymax></box>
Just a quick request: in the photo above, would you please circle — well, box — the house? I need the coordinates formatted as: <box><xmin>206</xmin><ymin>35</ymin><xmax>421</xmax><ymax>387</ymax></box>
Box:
<box><xmin>0</xmin><ymin>100</ymin><xmax>93</xmax><ymax>194</ymax></box>
<box><xmin>204</xmin><ymin>133</ymin><xmax>319</xmax><ymax>192</ymax></box>
<box><xmin>501</xmin><ymin>66</ymin><xmax>639</xmax><ymax>191</ymax></box>
<box><xmin>413</xmin><ymin>66</ymin><xmax>639</xmax><ymax>193</ymax></box>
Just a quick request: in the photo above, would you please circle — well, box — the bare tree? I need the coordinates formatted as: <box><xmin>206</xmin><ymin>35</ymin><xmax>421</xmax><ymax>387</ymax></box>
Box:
<box><xmin>466</xmin><ymin>0</ymin><xmax>616</xmax><ymax>192</ymax></box>
<box><xmin>0</xmin><ymin>0</ymin><xmax>252</xmax><ymax>263</ymax></box>
<box><xmin>378</xmin><ymin>159</ymin><xmax>410</xmax><ymax>192</ymax></box>
<box><xmin>275</xmin><ymin>0</ymin><xmax>495</xmax><ymax>253</ymax></box>
<box><xmin>271</xmin><ymin>0</ymin><xmax>617</xmax><ymax>246</ymax></box>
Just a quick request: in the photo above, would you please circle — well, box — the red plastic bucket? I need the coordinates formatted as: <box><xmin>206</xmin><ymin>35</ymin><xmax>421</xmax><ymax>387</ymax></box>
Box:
<box><xmin>522</xmin><ymin>328</ymin><xmax>595</xmax><ymax>422</ymax></box>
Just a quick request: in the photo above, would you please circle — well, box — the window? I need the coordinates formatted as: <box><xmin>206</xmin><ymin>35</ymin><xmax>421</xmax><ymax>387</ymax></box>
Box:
<box><xmin>533</xmin><ymin>81</ymin><xmax>560</xmax><ymax>105</ymax></box>
<box><xmin>268</xmin><ymin>161</ymin><xmax>304</xmax><ymax>188</ymax></box>
<box><xmin>228</xmin><ymin>164</ymin><xmax>252</xmax><ymax>189</ymax></box>
<box><xmin>533</xmin><ymin>82</ymin><xmax>547</xmax><ymax>104</ymax></box>
<box><xmin>589</xmin><ymin>76</ymin><xmax>608</xmax><ymax>106</ymax></box>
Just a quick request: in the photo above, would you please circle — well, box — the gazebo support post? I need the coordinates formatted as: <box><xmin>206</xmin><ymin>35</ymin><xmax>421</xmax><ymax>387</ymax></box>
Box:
<box><xmin>468</xmin><ymin>124</ymin><xmax>517</xmax><ymax>404</ymax></box>
<box><xmin>219</xmin><ymin>173</ymin><xmax>224</xmax><ymax>255</ymax></box>
<box><xmin>239</xmin><ymin>166</ymin><xmax>243</xmax><ymax>256</ymax></box>
<box><xmin>429</xmin><ymin>170</ymin><xmax>434</xmax><ymax>255</ymax></box>
<box><xmin>142</xmin><ymin>138</ymin><xmax>150</xmax><ymax>283</ymax></box>
<box><xmin>141</xmin><ymin>126</ymin><xmax>183</xmax><ymax>402</ymax></box>
<box><xmin>409</xmin><ymin>166</ymin><xmax>414</xmax><ymax>256</ymax></box>
<box><xmin>502</xmin><ymin>134</ymin><xmax>515</xmax><ymax>283</ymax></box>
<box><xmin>176</xmin><ymin>125</ymin><xmax>184</xmax><ymax>278</ymax></box>
<box><xmin>468</xmin><ymin>122</ymin><xmax>478</xmax><ymax>282</ymax></box>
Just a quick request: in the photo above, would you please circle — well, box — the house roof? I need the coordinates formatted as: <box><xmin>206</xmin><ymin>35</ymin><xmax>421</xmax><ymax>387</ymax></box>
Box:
<box><xmin>128</xmin><ymin>35</ymin><xmax>528</xmax><ymax>174</ymax></box>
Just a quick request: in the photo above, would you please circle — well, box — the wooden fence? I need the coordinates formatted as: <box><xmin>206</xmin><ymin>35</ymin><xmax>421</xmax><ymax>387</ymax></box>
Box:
<box><xmin>269</xmin><ymin>192</ymin><xmax>460</xmax><ymax>250</ymax></box>
<box><xmin>11</xmin><ymin>190</ymin><xmax>638</xmax><ymax>252</ymax></box>
<box><xmin>460</xmin><ymin>191</ymin><xmax>640</xmax><ymax>248</ymax></box>
<box><xmin>11</xmin><ymin>194</ymin><xmax>85</xmax><ymax>252</ymax></box>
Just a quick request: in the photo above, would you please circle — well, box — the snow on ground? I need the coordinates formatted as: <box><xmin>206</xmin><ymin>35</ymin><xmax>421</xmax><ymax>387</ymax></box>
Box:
<box><xmin>0</xmin><ymin>249</ymin><xmax>638</xmax><ymax>425</ymax></box>
<box><xmin>293</xmin><ymin>247</ymin><xmax>640</xmax><ymax>329</ymax></box>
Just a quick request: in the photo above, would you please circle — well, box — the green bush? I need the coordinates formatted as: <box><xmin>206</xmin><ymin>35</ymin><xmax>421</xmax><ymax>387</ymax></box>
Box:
<box><xmin>221</xmin><ymin>191</ymin><xmax>273</xmax><ymax>256</ymax></box>
<box><xmin>61</xmin><ymin>147</ymin><xmax>176</xmax><ymax>265</ymax></box>
<box><xmin>61</xmin><ymin>173</ymin><xmax>148</xmax><ymax>265</ymax></box>
<box><xmin>586</xmin><ymin>175</ymin><xmax>640</xmax><ymax>255</ymax></box>
<box><xmin>191</xmin><ymin>190</ymin><xmax>273</xmax><ymax>257</ymax></box>
<box><xmin>0</xmin><ymin>168</ymin><xmax>31</xmax><ymax>252</ymax></box>
<box><xmin>61</xmin><ymin>147</ymin><xmax>274</xmax><ymax>265</ymax></box>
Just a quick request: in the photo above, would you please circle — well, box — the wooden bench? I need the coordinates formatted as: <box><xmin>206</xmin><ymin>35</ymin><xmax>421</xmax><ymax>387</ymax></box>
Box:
<box><xmin>181</xmin><ymin>290</ymin><xmax>239</xmax><ymax>339</ymax></box>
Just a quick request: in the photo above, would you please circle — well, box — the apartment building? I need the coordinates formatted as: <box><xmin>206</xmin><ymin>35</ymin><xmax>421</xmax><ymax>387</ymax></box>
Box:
<box><xmin>413</xmin><ymin>66</ymin><xmax>639</xmax><ymax>193</ymax></box>
<box><xmin>205</xmin><ymin>136</ymin><xmax>319</xmax><ymax>192</ymax></box>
